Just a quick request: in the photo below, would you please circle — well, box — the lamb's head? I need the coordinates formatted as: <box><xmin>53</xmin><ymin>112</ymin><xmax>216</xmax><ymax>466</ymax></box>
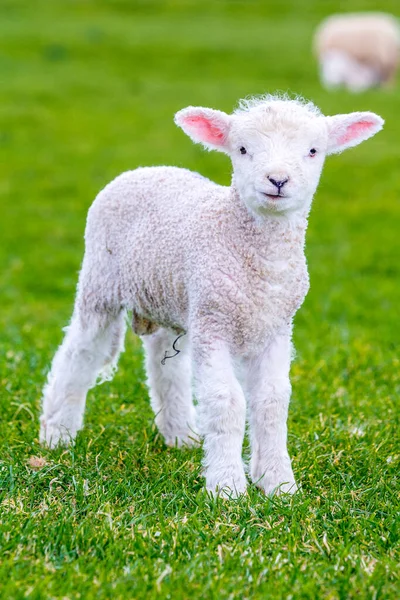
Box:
<box><xmin>175</xmin><ymin>94</ymin><xmax>384</xmax><ymax>216</ymax></box>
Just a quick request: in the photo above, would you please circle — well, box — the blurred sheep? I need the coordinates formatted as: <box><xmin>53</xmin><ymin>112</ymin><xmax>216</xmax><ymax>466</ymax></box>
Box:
<box><xmin>314</xmin><ymin>13</ymin><xmax>400</xmax><ymax>92</ymax></box>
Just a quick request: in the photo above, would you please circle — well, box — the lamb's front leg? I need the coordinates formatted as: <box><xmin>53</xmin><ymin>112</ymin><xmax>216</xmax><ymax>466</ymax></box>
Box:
<box><xmin>193</xmin><ymin>341</ymin><xmax>247</xmax><ymax>498</ymax></box>
<box><xmin>245</xmin><ymin>332</ymin><xmax>297</xmax><ymax>495</ymax></box>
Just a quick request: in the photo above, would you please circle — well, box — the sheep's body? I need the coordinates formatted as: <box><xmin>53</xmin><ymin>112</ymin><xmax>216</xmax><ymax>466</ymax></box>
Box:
<box><xmin>314</xmin><ymin>13</ymin><xmax>400</xmax><ymax>91</ymax></box>
<box><xmin>40</xmin><ymin>95</ymin><xmax>383</xmax><ymax>497</ymax></box>
<box><xmin>84</xmin><ymin>166</ymin><xmax>308</xmax><ymax>356</ymax></box>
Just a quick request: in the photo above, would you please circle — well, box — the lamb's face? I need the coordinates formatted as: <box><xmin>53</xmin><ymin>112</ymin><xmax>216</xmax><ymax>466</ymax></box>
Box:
<box><xmin>228</xmin><ymin>104</ymin><xmax>328</xmax><ymax>215</ymax></box>
<box><xmin>175</xmin><ymin>96</ymin><xmax>383</xmax><ymax>218</ymax></box>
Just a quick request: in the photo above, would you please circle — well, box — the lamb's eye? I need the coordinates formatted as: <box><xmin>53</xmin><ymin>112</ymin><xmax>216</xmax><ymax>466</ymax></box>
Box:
<box><xmin>309</xmin><ymin>148</ymin><xmax>317</xmax><ymax>156</ymax></box>
<box><xmin>240</xmin><ymin>146</ymin><xmax>247</xmax><ymax>155</ymax></box>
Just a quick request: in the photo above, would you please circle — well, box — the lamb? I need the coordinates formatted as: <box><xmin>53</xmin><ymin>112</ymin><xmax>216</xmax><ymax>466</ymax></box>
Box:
<box><xmin>314</xmin><ymin>13</ymin><xmax>400</xmax><ymax>92</ymax></box>
<box><xmin>39</xmin><ymin>94</ymin><xmax>383</xmax><ymax>497</ymax></box>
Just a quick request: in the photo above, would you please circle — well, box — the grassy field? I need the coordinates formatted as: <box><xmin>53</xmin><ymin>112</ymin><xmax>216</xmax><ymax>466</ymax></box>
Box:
<box><xmin>0</xmin><ymin>1</ymin><xmax>399</xmax><ymax>598</ymax></box>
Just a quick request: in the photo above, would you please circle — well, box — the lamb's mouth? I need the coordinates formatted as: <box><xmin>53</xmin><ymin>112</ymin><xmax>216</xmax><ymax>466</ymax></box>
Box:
<box><xmin>260</xmin><ymin>192</ymin><xmax>287</xmax><ymax>200</ymax></box>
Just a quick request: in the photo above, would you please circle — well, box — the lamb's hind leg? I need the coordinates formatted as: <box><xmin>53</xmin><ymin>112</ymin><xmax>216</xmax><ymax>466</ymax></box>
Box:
<box><xmin>40</xmin><ymin>308</ymin><xmax>127</xmax><ymax>448</ymax></box>
<box><xmin>142</xmin><ymin>328</ymin><xmax>198</xmax><ymax>447</ymax></box>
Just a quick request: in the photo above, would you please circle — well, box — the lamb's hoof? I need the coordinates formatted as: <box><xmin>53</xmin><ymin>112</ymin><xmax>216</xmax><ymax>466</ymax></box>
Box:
<box><xmin>164</xmin><ymin>429</ymin><xmax>200</xmax><ymax>449</ymax></box>
<box><xmin>39</xmin><ymin>418</ymin><xmax>76</xmax><ymax>449</ymax></box>
<box><xmin>253</xmin><ymin>470</ymin><xmax>298</xmax><ymax>496</ymax></box>
<box><xmin>206</xmin><ymin>469</ymin><xmax>248</xmax><ymax>499</ymax></box>
<box><xmin>266</xmin><ymin>480</ymin><xmax>298</xmax><ymax>496</ymax></box>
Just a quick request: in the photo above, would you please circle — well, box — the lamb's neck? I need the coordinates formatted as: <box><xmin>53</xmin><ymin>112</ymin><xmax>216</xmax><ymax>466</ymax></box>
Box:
<box><xmin>229</xmin><ymin>186</ymin><xmax>309</xmax><ymax>257</ymax></box>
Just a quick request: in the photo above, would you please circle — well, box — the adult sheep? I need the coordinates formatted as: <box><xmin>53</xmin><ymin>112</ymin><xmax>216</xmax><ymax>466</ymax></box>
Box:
<box><xmin>40</xmin><ymin>95</ymin><xmax>383</xmax><ymax>497</ymax></box>
<box><xmin>314</xmin><ymin>13</ymin><xmax>400</xmax><ymax>91</ymax></box>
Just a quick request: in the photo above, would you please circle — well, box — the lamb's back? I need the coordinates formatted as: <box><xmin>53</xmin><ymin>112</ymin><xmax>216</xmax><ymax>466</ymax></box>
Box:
<box><xmin>83</xmin><ymin>166</ymin><xmax>230</xmax><ymax>329</ymax></box>
<box><xmin>93</xmin><ymin>166</ymin><xmax>223</xmax><ymax>221</ymax></box>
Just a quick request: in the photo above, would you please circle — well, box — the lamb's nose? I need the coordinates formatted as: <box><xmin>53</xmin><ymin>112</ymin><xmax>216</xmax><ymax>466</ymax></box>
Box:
<box><xmin>268</xmin><ymin>175</ymin><xmax>289</xmax><ymax>191</ymax></box>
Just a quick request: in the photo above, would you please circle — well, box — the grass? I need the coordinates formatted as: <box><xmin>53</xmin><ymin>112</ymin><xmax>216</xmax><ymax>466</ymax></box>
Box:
<box><xmin>0</xmin><ymin>0</ymin><xmax>399</xmax><ymax>598</ymax></box>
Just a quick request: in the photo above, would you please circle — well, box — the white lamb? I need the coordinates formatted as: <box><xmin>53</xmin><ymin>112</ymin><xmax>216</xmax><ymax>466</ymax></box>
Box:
<box><xmin>40</xmin><ymin>95</ymin><xmax>383</xmax><ymax>497</ymax></box>
<box><xmin>314</xmin><ymin>13</ymin><xmax>400</xmax><ymax>92</ymax></box>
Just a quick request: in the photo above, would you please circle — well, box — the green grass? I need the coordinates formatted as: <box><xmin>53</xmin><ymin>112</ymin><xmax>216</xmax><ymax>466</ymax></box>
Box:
<box><xmin>0</xmin><ymin>1</ymin><xmax>399</xmax><ymax>598</ymax></box>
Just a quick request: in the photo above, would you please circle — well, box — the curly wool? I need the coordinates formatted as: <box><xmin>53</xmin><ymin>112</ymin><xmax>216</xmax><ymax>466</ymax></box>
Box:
<box><xmin>81</xmin><ymin>166</ymin><xmax>309</xmax><ymax>357</ymax></box>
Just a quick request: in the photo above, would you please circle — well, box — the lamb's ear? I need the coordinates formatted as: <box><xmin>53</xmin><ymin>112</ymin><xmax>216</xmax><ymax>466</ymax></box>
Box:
<box><xmin>325</xmin><ymin>112</ymin><xmax>384</xmax><ymax>155</ymax></box>
<box><xmin>174</xmin><ymin>106</ymin><xmax>232</xmax><ymax>152</ymax></box>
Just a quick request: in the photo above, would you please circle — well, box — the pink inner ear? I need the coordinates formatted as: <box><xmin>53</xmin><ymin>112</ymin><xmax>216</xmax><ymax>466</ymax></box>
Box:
<box><xmin>183</xmin><ymin>115</ymin><xmax>226</xmax><ymax>145</ymax></box>
<box><xmin>338</xmin><ymin>120</ymin><xmax>374</xmax><ymax>145</ymax></box>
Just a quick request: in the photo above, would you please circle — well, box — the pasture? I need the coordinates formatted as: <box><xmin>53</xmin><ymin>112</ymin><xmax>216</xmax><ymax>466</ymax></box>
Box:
<box><xmin>0</xmin><ymin>1</ymin><xmax>399</xmax><ymax>598</ymax></box>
